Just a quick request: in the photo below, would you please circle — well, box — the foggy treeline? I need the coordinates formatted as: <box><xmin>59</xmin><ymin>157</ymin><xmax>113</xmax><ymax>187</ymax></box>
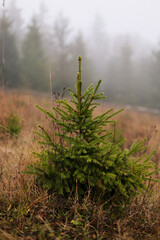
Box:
<box><xmin>1</xmin><ymin>1</ymin><xmax>160</xmax><ymax>109</ymax></box>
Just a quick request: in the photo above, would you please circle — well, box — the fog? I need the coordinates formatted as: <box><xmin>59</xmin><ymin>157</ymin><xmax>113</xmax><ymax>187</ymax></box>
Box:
<box><xmin>11</xmin><ymin>0</ymin><xmax>160</xmax><ymax>44</ymax></box>
<box><xmin>1</xmin><ymin>0</ymin><xmax>160</xmax><ymax>109</ymax></box>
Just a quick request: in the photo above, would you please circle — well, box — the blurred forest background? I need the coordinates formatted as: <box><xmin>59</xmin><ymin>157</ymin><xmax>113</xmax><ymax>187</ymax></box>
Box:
<box><xmin>1</xmin><ymin>1</ymin><xmax>160</xmax><ymax>109</ymax></box>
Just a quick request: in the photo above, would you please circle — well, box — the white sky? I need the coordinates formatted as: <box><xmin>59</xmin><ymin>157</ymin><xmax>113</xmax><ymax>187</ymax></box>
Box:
<box><xmin>3</xmin><ymin>0</ymin><xmax>160</xmax><ymax>44</ymax></box>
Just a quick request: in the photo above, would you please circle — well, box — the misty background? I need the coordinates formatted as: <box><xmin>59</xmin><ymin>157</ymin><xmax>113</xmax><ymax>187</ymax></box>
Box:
<box><xmin>1</xmin><ymin>0</ymin><xmax>160</xmax><ymax>108</ymax></box>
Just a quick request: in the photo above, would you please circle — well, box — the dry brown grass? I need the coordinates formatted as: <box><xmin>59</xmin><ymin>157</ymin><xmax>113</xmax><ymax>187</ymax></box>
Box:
<box><xmin>0</xmin><ymin>91</ymin><xmax>160</xmax><ymax>239</ymax></box>
<box><xmin>0</xmin><ymin>91</ymin><xmax>49</xmax><ymax>199</ymax></box>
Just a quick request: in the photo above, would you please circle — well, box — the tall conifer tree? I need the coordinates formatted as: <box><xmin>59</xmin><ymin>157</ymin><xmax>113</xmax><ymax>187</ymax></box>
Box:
<box><xmin>21</xmin><ymin>17</ymin><xmax>48</xmax><ymax>91</ymax></box>
<box><xmin>0</xmin><ymin>14</ymin><xmax>20</xmax><ymax>88</ymax></box>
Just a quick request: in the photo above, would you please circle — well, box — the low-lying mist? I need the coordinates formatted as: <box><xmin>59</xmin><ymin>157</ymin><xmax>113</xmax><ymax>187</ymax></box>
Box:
<box><xmin>0</xmin><ymin>2</ymin><xmax>160</xmax><ymax>109</ymax></box>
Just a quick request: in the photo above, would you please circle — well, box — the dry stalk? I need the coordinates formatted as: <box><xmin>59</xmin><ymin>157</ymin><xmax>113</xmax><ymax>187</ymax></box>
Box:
<box><xmin>1</xmin><ymin>10</ymin><xmax>5</xmax><ymax>125</ymax></box>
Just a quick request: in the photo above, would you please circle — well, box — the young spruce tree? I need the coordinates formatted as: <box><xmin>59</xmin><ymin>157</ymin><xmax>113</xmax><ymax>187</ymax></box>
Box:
<box><xmin>28</xmin><ymin>57</ymin><xmax>159</xmax><ymax>207</ymax></box>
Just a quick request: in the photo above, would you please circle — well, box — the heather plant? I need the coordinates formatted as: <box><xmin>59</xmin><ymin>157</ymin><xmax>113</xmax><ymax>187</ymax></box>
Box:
<box><xmin>28</xmin><ymin>57</ymin><xmax>159</xmax><ymax>207</ymax></box>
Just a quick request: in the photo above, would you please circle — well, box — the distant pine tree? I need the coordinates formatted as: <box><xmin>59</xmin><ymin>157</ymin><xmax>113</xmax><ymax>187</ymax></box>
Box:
<box><xmin>0</xmin><ymin>15</ymin><xmax>21</xmax><ymax>88</ymax></box>
<box><xmin>49</xmin><ymin>13</ymin><xmax>72</xmax><ymax>91</ymax></box>
<box><xmin>21</xmin><ymin>17</ymin><xmax>49</xmax><ymax>91</ymax></box>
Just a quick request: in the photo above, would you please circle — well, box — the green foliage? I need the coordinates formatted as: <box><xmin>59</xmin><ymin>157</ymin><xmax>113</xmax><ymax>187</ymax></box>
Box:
<box><xmin>28</xmin><ymin>57</ymin><xmax>158</xmax><ymax>206</ymax></box>
<box><xmin>5</xmin><ymin>113</ymin><xmax>22</xmax><ymax>136</ymax></box>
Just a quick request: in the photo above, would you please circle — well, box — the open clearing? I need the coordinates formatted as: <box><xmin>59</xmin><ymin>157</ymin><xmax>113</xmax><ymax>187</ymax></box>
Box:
<box><xmin>0</xmin><ymin>91</ymin><xmax>160</xmax><ymax>239</ymax></box>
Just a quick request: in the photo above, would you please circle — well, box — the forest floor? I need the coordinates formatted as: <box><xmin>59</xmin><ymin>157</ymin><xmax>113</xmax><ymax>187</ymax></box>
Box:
<box><xmin>0</xmin><ymin>91</ymin><xmax>160</xmax><ymax>239</ymax></box>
